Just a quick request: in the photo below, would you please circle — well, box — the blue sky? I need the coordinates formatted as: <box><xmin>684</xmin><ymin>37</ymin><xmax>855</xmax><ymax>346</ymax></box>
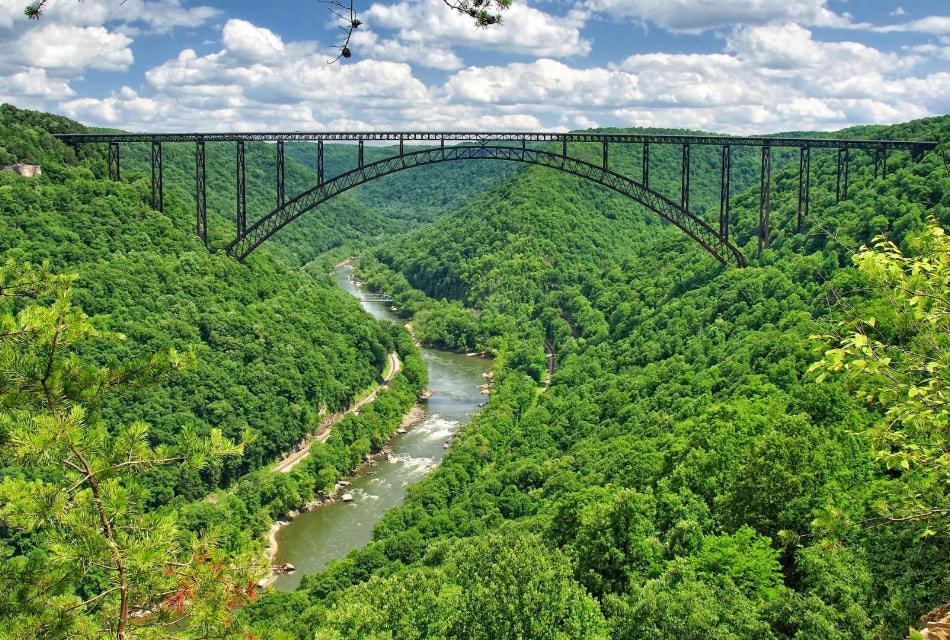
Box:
<box><xmin>0</xmin><ymin>0</ymin><xmax>947</xmax><ymax>133</ymax></box>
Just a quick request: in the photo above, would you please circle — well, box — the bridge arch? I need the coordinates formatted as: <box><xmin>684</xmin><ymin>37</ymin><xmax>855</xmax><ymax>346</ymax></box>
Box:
<box><xmin>225</xmin><ymin>145</ymin><xmax>747</xmax><ymax>266</ymax></box>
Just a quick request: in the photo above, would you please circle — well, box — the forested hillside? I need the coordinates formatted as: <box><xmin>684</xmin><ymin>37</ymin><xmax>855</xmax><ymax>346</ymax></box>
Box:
<box><xmin>0</xmin><ymin>104</ymin><xmax>440</xmax><ymax>637</ymax></box>
<box><xmin>0</xmin><ymin>104</ymin><xmax>396</xmax><ymax>501</ymax></box>
<box><xmin>242</xmin><ymin>116</ymin><xmax>950</xmax><ymax>639</ymax></box>
<box><xmin>115</xmin><ymin>136</ymin><xmax>513</xmax><ymax>265</ymax></box>
<box><xmin>4</xmin><ymin>100</ymin><xmax>950</xmax><ymax>639</ymax></box>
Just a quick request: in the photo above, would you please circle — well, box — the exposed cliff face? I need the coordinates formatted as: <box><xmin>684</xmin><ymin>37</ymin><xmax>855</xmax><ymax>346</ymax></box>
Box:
<box><xmin>1</xmin><ymin>163</ymin><xmax>41</xmax><ymax>177</ymax></box>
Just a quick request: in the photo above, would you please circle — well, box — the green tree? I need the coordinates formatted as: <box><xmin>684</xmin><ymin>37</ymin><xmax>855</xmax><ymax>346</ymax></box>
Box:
<box><xmin>0</xmin><ymin>261</ymin><xmax>254</xmax><ymax>639</ymax></box>
<box><xmin>312</xmin><ymin>532</ymin><xmax>608</xmax><ymax>640</ymax></box>
<box><xmin>812</xmin><ymin>220</ymin><xmax>950</xmax><ymax>529</ymax></box>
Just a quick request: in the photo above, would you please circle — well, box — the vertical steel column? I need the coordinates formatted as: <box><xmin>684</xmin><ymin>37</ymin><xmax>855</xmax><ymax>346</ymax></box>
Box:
<box><xmin>719</xmin><ymin>145</ymin><xmax>730</xmax><ymax>241</ymax></box>
<box><xmin>835</xmin><ymin>148</ymin><xmax>849</xmax><ymax>202</ymax></box>
<box><xmin>797</xmin><ymin>147</ymin><xmax>810</xmax><ymax>232</ymax></box>
<box><xmin>358</xmin><ymin>139</ymin><xmax>364</xmax><ymax>169</ymax></box>
<box><xmin>680</xmin><ymin>144</ymin><xmax>690</xmax><ymax>210</ymax></box>
<box><xmin>317</xmin><ymin>140</ymin><xmax>324</xmax><ymax>185</ymax></box>
<box><xmin>150</xmin><ymin>141</ymin><xmax>163</xmax><ymax>212</ymax></box>
<box><xmin>602</xmin><ymin>141</ymin><xmax>609</xmax><ymax>171</ymax></box>
<box><xmin>758</xmin><ymin>146</ymin><xmax>772</xmax><ymax>256</ymax></box>
<box><xmin>443</xmin><ymin>137</ymin><xmax>447</xmax><ymax>158</ymax></box>
<box><xmin>195</xmin><ymin>140</ymin><xmax>207</xmax><ymax>246</ymax></box>
<box><xmin>642</xmin><ymin>143</ymin><xmax>649</xmax><ymax>187</ymax></box>
<box><xmin>562</xmin><ymin>138</ymin><xmax>567</xmax><ymax>159</ymax></box>
<box><xmin>236</xmin><ymin>141</ymin><xmax>246</xmax><ymax>237</ymax></box>
<box><xmin>399</xmin><ymin>137</ymin><xmax>404</xmax><ymax>157</ymax></box>
<box><xmin>276</xmin><ymin>139</ymin><xmax>285</xmax><ymax>208</ymax></box>
<box><xmin>843</xmin><ymin>148</ymin><xmax>849</xmax><ymax>200</ymax></box>
<box><xmin>108</xmin><ymin>142</ymin><xmax>120</xmax><ymax>181</ymax></box>
<box><xmin>521</xmin><ymin>138</ymin><xmax>526</xmax><ymax>159</ymax></box>
<box><xmin>873</xmin><ymin>149</ymin><xmax>884</xmax><ymax>179</ymax></box>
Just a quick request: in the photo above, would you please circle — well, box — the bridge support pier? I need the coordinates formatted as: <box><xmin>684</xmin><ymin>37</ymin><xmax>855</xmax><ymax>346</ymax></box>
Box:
<box><xmin>317</xmin><ymin>141</ymin><xmax>324</xmax><ymax>185</ymax></box>
<box><xmin>758</xmin><ymin>147</ymin><xmax>771</xmax><ymax>257</ymax></box>
<box><xmin>836</xmin><ymin>148</ymin><xmax>849</xmax><ymax>202</ymax></box>
<box><xmin>196</xmin><ymin>141</ymin><xmax>207</xmax><ymax>246</ymax></box>
<box><xmin>602</xmin><ymin>141</ymin><xmax>609</xmax><ymax>171</ymax></box>
<box><xmin>873</xmin><ymin>149</ymin><xmax>887</xmax><ymax>179</ymax></box>
<box><xmin>358</xmin><ymin>139</ymin><xmax>364</xmax><ymax>169</ymax></box>
<box><xmin>236</xmin><ymin>141</ymin><xmax>247</xmax><ymax>236</ymax></box>
<box><xmin>151</xmin><ymin>141</ymin><xmax>164</xmax><ymax>212</ymax></box>
<box><xmin>277</xmin><ymin>140</ymin><xmax>285</xmax><ymax>208</ymax></box>
<box><xmin>108</xmin><ymin>142</ymin><xmax>120</xmax><ymax>181</ymax></box>
<box><xmin>720</xmin><ymin>145</ymin><xmax>730</xmax><ymax>241</ymax></box>
<box><xmin>681</xmin><ymin>144</ymin><xmax>690</xmax><ymax>211</ymax></box>
<box><xmin>797</xmin><ymin>147</ymin><xmax>810</xmax><ymax>232</ymax></box>
<box><xmin>642</xmin><ymin>143</ymin><xmax>649</xmax><ymax>188</ymax></box>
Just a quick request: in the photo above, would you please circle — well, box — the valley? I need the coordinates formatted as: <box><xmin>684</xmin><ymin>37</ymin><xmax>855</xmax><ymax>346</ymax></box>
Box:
<box><xmin>1</xmin><ymin>102</ymin><xmax>949</xmax><ymax>639</ymax></box>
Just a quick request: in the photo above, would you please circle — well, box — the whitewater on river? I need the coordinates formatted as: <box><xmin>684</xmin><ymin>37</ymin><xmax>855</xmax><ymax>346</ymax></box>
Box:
<box><xmin>271</xmin><ymin>265</ymin><xmax>490</xmax><ymax>591</ymax></box>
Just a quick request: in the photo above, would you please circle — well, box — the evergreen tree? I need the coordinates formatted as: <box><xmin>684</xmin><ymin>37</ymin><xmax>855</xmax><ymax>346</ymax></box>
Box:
<box><xmin>0</xmin><ymin>260</ymin><xmax>256</xmax><ymax>639</ymax></box>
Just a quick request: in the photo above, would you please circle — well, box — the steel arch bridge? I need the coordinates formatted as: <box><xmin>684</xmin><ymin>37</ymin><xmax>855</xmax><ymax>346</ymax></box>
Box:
<box><xmin>57</xmin><ymin>131</ymin><xmax>938</xmax><ymax>267</ymax></box>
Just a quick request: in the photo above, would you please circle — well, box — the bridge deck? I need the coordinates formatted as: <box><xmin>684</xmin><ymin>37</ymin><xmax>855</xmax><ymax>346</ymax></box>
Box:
<box><xmin>56</xmin><ymin>132</ymin><xmax>937</xmax><ymax>151</ymax></box>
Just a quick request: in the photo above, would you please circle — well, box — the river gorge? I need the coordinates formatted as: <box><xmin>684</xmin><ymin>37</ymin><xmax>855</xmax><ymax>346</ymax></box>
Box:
<box><xmin>271</xmin><ymin>265</ymin><xmax>491</xmax><ymax>591</ymax></box>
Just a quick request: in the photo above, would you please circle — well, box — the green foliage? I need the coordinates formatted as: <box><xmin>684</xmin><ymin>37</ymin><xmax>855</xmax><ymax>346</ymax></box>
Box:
<box><xmin>0</xmin><ymin>260</ymin><xmax>254</xmax><ymax>639</ymax></box>
<box><xmin>5</xmin><ymin>100</ymin><xmax>950</xmax><ymax>639</ymax></box>
<box><xmin>0</xmin><ymin>103</ymin><xmax>398</xmax><ymax>501</ymax></box>
<box><xmin>244</xmin><ymin>115</ymin><xmax>950</xmax><ymax>639</ymax></box>
<box><xmin>0</xmin><ymin>104</ymin><xmax>428</xmax><ymax>636</ymax></box>
<box><xmin>176</xmin><ymin>328</ymin><xmax>426</xmax><ymax>556</ymax></box>
<box><xmin>311</xmin><ymin>533</ymin><xmax>607</xmax><ymax>640</ymax></box>
<box><xmin>812</xmin><ymin>219</ymin><xmax>950</xmax><ymax>533</ymax></box>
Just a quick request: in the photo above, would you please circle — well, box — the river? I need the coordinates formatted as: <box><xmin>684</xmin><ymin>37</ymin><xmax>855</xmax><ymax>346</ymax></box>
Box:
<box><xmin>271</xmin><ymin>266</ymin><xmax>490</xmax><ymax>591</ymax></box>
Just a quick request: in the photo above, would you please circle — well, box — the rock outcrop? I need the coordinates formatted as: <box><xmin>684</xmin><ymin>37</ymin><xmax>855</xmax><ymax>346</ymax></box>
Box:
<box><xmin>1</xmin><ymin>164</ymin><xmax>41</xmax><ymax>177</ymax></box>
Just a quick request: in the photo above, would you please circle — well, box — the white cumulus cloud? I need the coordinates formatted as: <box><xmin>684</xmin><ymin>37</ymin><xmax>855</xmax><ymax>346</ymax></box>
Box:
<box><xmin>5</xmin><ymin>15</ymin><xmax>950</xmax><ymax>136</ymax></box>
<box><xmin>875</xmin><ymin>16</ymin><xmax>950</xmax><ymax>34</ymax></box>
<box><xmin>4</xmin><ymin>23</ymin><xmax>133</xmax><ymax>71</ymax></box>
<box><xmin>582</xmin><ymin>0</ymin><xmax>856</xmax><ymax>32</ymax></box>
<box><xmin>222</xmin><ymin>19</ymin><xmax>288</xmax><ymax>63</ymax></box>
<box><xmin>364</xmin><ymin>0</ymin><xmax>591</xmax><ymax>58</ymax></box>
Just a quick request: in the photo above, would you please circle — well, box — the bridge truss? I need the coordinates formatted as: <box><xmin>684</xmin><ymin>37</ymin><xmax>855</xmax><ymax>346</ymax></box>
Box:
<box><xmin>57</xmin><ymin>131</ymin><xmax>937</xmax><ymax>267</ymax></box>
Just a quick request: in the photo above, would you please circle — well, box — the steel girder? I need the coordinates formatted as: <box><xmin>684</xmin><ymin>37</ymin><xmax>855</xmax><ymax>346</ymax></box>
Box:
<box><xmin>57</xmin><ymin>132</ymin><xmax>937</xmax><ymax>152</ymax></box>
<box><xmin>236</xmin><ymin>141</ymin><xmax>247</xmax><ymax>236</ymax></box>
<box><xmin>108</xmin><ymin>142</ymin><xmax>120</xmax><ymax>181</ymax></box>
<box><xmin>720</xmin><ymin>145</ymin><xmax>730</xmax><ymax>241</ymax></box>
<box><xmin>797</xmin><ymin>147</ymin><xmax>810</xmax><ymax>232</ymax></box>
<box><xmin>195</xmin><ymin>141</ymin><xmax>207</xmax><ymax>245</ymax></box>
<box><xmin>225</xmin><ymin>144</ymin><xmax>746</xmax><ymax>267</ymax></box>
<box><xmin>758</xmin><ymin>147</ymin><xmax>772</xmax><ymax>256</ymax></box>
<box><xmin>151</xmin><ymin>141</ymin><xmax>163</xmax><ymax>212</ymax></box>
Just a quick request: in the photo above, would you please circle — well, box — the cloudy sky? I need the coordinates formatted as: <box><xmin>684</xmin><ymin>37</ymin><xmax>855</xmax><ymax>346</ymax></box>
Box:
<box><xmin>0</xmin><ymin>0</ymin><xmax>947</xmax><ymax>133</ymax></box>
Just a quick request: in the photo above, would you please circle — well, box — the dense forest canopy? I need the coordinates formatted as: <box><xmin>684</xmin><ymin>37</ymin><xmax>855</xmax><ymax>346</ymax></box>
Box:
<box><xmin>1</xmin><ymin>101</ymin><xmax>949</xmax><ymax>638</ymax></box>
<box><xmin>248</xmin><ymin>116</ymin><xmax>950</xmax><ymax>639</ymax></box>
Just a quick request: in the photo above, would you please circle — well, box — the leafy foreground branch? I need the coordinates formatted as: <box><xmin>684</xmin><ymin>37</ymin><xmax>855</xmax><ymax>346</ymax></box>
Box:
<box><xmin>0</xmin><ymin>260</ymin><xmax>258</xmax><ymax>639</ymax></box>
<box><xmin>812</xmin><ymin>220</ymin><xmax>950</xmax><ymax>534</ymax></box>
